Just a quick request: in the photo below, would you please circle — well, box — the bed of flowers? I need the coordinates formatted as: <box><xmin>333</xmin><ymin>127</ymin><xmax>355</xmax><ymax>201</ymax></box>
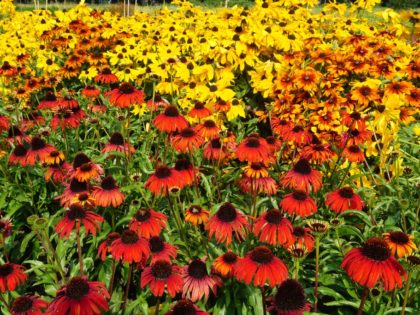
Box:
<box><xmin>0</xmin><ymin>0</ymin><xmax>419</xmax><ymax>314</ymax></box>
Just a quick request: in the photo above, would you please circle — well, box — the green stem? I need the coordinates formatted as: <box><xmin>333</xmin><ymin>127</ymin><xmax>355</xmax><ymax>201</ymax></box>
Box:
<box><xmin>294</xmin><ymin>258</ymin><xmax>300</xmax><ymax>280</ymax></box>
<box><xmin>108</xmin><ymin>260</ymin><xmax>117</xmax><ymax>294</ymax></box>
<box><xmin>400</xmin><ymin>271</ymin><xmax>412</xmax><ymax>315</ymax></box>
<box><xmin>121</xmin><ymin>264</ymin><xmax>133</xmax><ymax>315</ymax></box>
<box><xmin>0</xmin><ymin>294</ymin><xmax>10</xmax><ymax>312</ymax></box>
<box><xmin>357</xmin><ymin>287</ymin><xmax>369</xmax><ymax>315</ymax></box>
<box><xmin>314</xmin><ymin>236</ymin><xmax>320</xmax><ymax>312</ymax></box>
<box><xmin>154</xmin><ymin>296</ymin><xmax>161</xmax><ymax>315</ymax></box>
<box><xmin>41</xmin><ymin>230</ymin><xmax>66</xmax><ymax>283</ymax></box>
<box><xmin>76</xmin><ymin>223</ymin><xmax>84</xmax><ymax>276</ymax></box>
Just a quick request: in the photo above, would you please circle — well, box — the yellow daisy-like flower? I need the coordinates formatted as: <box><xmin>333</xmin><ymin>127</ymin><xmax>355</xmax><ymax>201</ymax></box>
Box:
<box><xmin>383</xmin><ymin>231</ymin><xmax>417</xmax><ymax>258</ymax></box>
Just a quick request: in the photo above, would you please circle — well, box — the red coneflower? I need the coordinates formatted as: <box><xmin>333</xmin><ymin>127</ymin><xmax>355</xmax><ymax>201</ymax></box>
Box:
<box><xmin>55</xmin><ymin>204</ymin><xmax>104</xmax><ymax>239</ymax></box>
<box><xmin>58</xmin><ymin>96</ymin><xmax>79</xmax><ymax>109</ymax></box>
<box><xmin>6</xmin><ymin>126</ymin><xmax>30</xmax><ymax>144</ymax></box>
<box><xmin>128</xmin><ymin>208</ymin><xmax>167</xmax><ymax>239</ymax></box>
<box><xmin>195</xmin><ymin>120</ymin><xmax>220</xmax><ymax>139</ymax></box>
<box><xmin>106</xmin><ymin>82</ymin><xmax>145</xmax><ymax>108</ymax></box>
<box><xmin>280</xmin><ymin>190</ymin><xmax>317</xmax><ymax>217</ymax></box>
<box><xmin>301</xmin><ymin>143</ymin><xmax>335</xmax><ymax>164</ymax></box>
<box><xmin>238</xmin><ymin>175</ymin><xmax>278</xmax><ymax>196</ymax></box>
<box><xmin>269</xmin><ymin>279</ymin><xmax>311</xmax><ymax>315</ymax></box>
<box><xmin>185</xmin><ymin>205</ymin><xmax>209</xmax><ymax>226</ymax></box>
<box><xmin>203</xmin><ymin>138</ymin><xmax>227</xmax><ymax>162</ymax></box>
<box><xmin>50</xmin><ymin>107</ymin><xmax>82</xmax><ymax>131</ymax></box>
<box><xmin>253</xmin><ymin>209</ymin><xmax>294</xmax><ymax>247</ymax></box>
<box><xmin>146</xmin><ymin>94</ymin><xmax>170</xmax><ymax>111</ymax></box>
<box><xmin>383</xmin><ymin>231</ymin><xmax>417</xmax><ymax>258</ymax></box>
<box><xmin>292</xmin><ymin>227</ymin><xmax>315</xmax><ymax>252</ymax></box>
<box><xmin>182</xmin><ymin>259</ymin><xmax>221</xmax><ymax>302</ymax></box>
<box><xmin>235</xmin><ymin>246</ymin><xmax>288</xmax><ymax>288</ymax></box>
<box><xmin>46</xmin><ymin>276</ymin><xmax>109</xmax><ymax>315</ymax></box>
<box><xmin>92</xmin><ymin>175</ymin><xmax>125</xmax><ymax>208</ymax></box>
<box><xmin>341</xmin><ymin>128</ymin><xmax>371</xmax><ymax>147</ymax></box>
<box><xmin>20</xmin><ymin>111</ymin><xmax>45</xmax><ymax>132</ymax></box>
<box><xmin>341</xmin><ymin>237</ymin><xmax>406</xmax><ymax>291</ymax></box>
<box><xmin>149</xmin><ymin>236</ymin><xmax>177</xmax><ymax>263</ymax></box>
<box><xmin>26</xmin><ymin>136</ymin><xmax>55</xmax><ymax>166</ymax></box>
<box><xmin>81</xmin><ymin>85</ymin><xmax>101</xmax><ymax>98</ymax></box>
<box><xmin>266</xmin><ymin>136</ymin><xmax>282</xmax><ymax>155</ymax></box>
<box><xmin>205</xmin><ymin>202</ymin><xmax>249</xmax><ymax>246</ymax></box>
<box><xmin>280</xmin><ymin>158</ymin><xmax>323</xmax><ymax>192</ymax></box>
<box><xmin>212</xmin><ymin>251</ymin><xmax>238</xmax><ymax>278</ymax></box>
<box><xmin>343</xmin><ymin>145</ymin><xmax>365</xmax><ymax>163</ymax></box>
<box><xmin>111</xmin><ymin>229</ymin><xmax>150</xmax><ymax>264</ymax></box>
<box><xmin>244</xmin><ymin>162</ymin><xmax>269</xmax><ymax>179</ymax></box>
<box><xmin>171</xmin><ymin>127</ymin><xmax>204</xmax><ymax>153</ymax></box>
<box><xmin>145</xmin><ymin>165</ymin><xmax>184</xmax><ymax>196</ymax></box>
<box><xmin>0</xmin><ymin>263</ymin><xmax>27</xmax><ymax>292</ymax></box>
<box><xmin>174</xmin><ymin>158</ymin><xmax>199</xmax><ymax>187</ymax></box>
<box><xmin>325</xmin><ymin>187</ymin><xmax>364</xmax><ymax>213</ymax></box>
<box><xmin>271</xmin><ymin>118</ymin><xmax>293</xmax><ymax>136</ymax></box>
<box><xmin>72</xmin><ymin>153</ymin><xmax>104</xmax><ymax>182</ymax></box>
<box><xmin>165</xmin><ymin>299</ymin><xmax>209</xmax><ymax>315</ymax></box>
<box><xmin>9</xmin><ymin>145</ymin><xmax>28</xmax><ymax>167</ymax></box>
<box><xmin>189</xmin><ymin>101</ymin><xmax>211</xmax><ymax>119</ymax></box>
<box><xmin>342</xmin><ymin>111</ymin><xmax>366</xmax><ymax>130</ymax></box>
<box><xmin>44</xmin><ymin>150</ymin><xmax>65</xmax><ymax>165</ymax></box>
<box><xmin>0</xmin><ymin>115</ymin><xmax>10</xmax><ymax>132</ymax></box>
<box><xmin>141</xmin><ymin>260</ymin><xmax>183</xmax><ymax>298</ymax></box>
<box><xmin>153</xmin><ymin>105</ymin><xmax>189</xmax><ymax>133</ymax></box>
<box><xmin>45</xmin><ymin>162</ymin><xmax>72</xmax><ymax>184</ymax></box>
<box><xmin>283</xmin><ymin>125</ymin><xmax>312</xmax><ymax>146</ymax></box>
<box><xmin>37</xmin><ymin>91</ymin><xmax>59</xmax><ymax>110</ymax></box>
<box><xmin>102</xmin><ymin>132</ymin><xmax>135</xmax><ymax>155</ymax></box>
<box><xmin>236</xmin><ymin>135</ymin><xmax>270</xmax><ymax>163</ymax></box>
<box><xmin>94</xmin><ymin>67</ymin><xmax>118</xmax><ymax>84</ymax></box>
<box><xmin>98</xmin><ymin>232</ymin><xmax>121</xmax><ymax>261</ymax></box>
<box><xmin>11</xmin><ymin>295</ymin><xmax>48</xmax><ymax>315</ymax></box>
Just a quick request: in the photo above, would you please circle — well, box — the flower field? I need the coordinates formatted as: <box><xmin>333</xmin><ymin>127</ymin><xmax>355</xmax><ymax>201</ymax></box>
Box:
<box><xmin>0</xmin><ymin>0</ymin><xmax>419</xmax><ymax>314</ymax></box>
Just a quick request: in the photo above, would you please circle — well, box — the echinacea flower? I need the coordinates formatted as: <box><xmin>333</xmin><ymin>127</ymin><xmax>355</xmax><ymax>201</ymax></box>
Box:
<box><xmin>71</xmin><ymin>153</ymin><xmax>104</xmax><ymax>182</ymax></box>
<box><xmin>280</xmin><ymin>190</ymin><xmax>317</xmax><ymax>217</ymax></box>
<box><xmin>0</xmin><ymin>263</ymin><xmax>27</xmax><ymax>293</ymax></box>
<box><xmin>205</xmin><ymin>202</ymin><xmax>249</xmax><ymax>246</ymax></box>
<box><xmin>81</xmin><ymin>85</ymin><xmax>101</xmax><ymax>98</ymax></box>
<box><xmin>46</xmin><ymin>277</ymin><xmax>109</xmax><ymax>315</ymax></box>
<box><xmin>185</xmin><ymin>205</ymin><xmax>209</xmax><ymax>226</ymax></box>
<box><xmin>6</xmin><ymin>126</ymin><xmax>30</xmax><ymax>144</ymax></box>
<box><xmin>171</xmin><ymin>127</ymin><xmax>204</xmax><ymax>153</ymax></box>
<box><xmin>238</xmin><ymin>175</ymin><xmax>278</xmax><ymax>195</ymax></box>
<box><xmin>92</xmin><ymin>175</ymin><xmax>125</xmax><ymax>208</ymax></box>
<box><xmin>383</xmin><ymin>231</ymin><xmax>417</xmax><ymax>258</ymax></box>
<box><xmin>188</xmin><ymin>101</ymin><xmax>211</xmax><ymax>119</ymax></box>
<box><xmin>45</xmin><ymin>162</ymin><xmax>72</xmax><ymax>184</ymax></box>
<box><xmin>235</xmin><ymin>246</ymin><xmax>288</xmax><ymax>288</ymax></box>
<box><xmin>98</xmin><ymin>232</ymin><xmax>121</xmax><ymax>261</ymax></box>
<box><xmin>325</xmin><ymin>187</ymin><xmax>363</xmax><ymax>213</ymax></box>
<box><xmin>341</xmin><ymin>237</ymin><xmax>406</xmax><ymax>291</ymax></box>
<box><xmin>111</xmin><ymin>229</ymin><xmax>150</xmax><ymax>264</ymax></box>
<box><xmin>292</xmin><ymin>227</ymin><xmax>315</xmax><ymax>252</ymax></box>
<box><xmin>0</xmin><ymin>218</ymin><xmax>13</xmax><ymax>240</ymax></box>
<box><xmin>280</xmin><ymin>158</ymin><xmax>323</xmax><ymax>192</ymax></box>
<box><xmin>141</xmin><ymin>260</ymin><xmax>183</xmax><ymax>297</ymax></box>
<box><xmin>153</xmin><ymin>105</ymin><xmax>188</xmax><ymax>133</ymax></box>
<box><xmin>195</xmin><ymin>120</ymin><xmax>220</xmax><ymax>139</ymax></box>
<box><xmin>37</xmin><ymin>91</ymin><xmax>59</xmax><ymax>110</ymax></box>
<box><xmin>343</xmin><ymin>145</ymin><xmax>365</xmax><ymax>163</ymax></box>
<box><xmin>44</xmin><ymin>150</ymin><xmax>65</xmax><ymax>165</ymax></box>
<box><xmin>236</xmin><ymin>135</ymin><xmax>271</xmax><ymax>163</ymax></box>
<box><xmin>94</xmin><ymin>68</ymin><xmax>118</xmax><ymax>84</ymax></box>
<box><xmin>11</xmin><ymin>295</ymin><xmax>48</xmax><ymax>315</ymax></box>
<box><xmin>212</xmin><ymin>251</ymin><xmax>238</xmax><ymax>277</ymax></box>
<box><xmin>165</xmin><ymin>299</ymin><xmax>209</xmax><ymax>315</ymax></box>
<box><xmin>106</xmin><ymin>82</ymin><xmax>145</xmax><ymax>108</ymax></box>
<box><xmin>26</xmin><ymin>136</ymin><xmax>55</xmax><ymax>166</ymax></box>
<box><xmin>9</xmin><ymin>145</ymin><xmax>28</xmax><ymax>167</ymax></box>
<box><xmin>145</xmin><ymin>165</ymin><xmax>184</xmax><ymax>196</ymax></box>
<box><xmin>55</xmin><ymin>204</ymin><xmax>104</xmax><ymax>239</ymax></box>
<box><xmin>129</xmin><ymin>208</ymin><xmax>167</xmax><ymax>239</ymax></box>
<box><xmin>102</xmin><ymin>132</ymin><xmax>135</xmax><ymax>155</ymax></box>
<box><xmin>57</xmin><ymin>178</ymin><xmax>89</xmax><ymax>207</ymax></box>
<box><xmin>301</xmin><ymin>143</ymin><xmax>335</xmax><ymax>164</ymax></box>
<box><xmin>149</xmin><ymin>236</ymin><xmax>177</xmax><ymax>263</ymax></box>
<box><xmin>269</xmin><ymin>279</ymin><xmax>311</xmax><ymax>315</ymax></box>
<box><xmin>282</xmin><ymin>125</ymin><xmax>312</xmax><ymax>146</ymax></box>
<box><xmin>253</xmin><ymin>209</ymin><xmax>294</xmax><ymax>247</ymax></box>
<box><xmin>203</xmin><ymin>138</ymin><xmax>227</xmax><ymax>162</ymax></box>
<box><xmin>182</xmin><ymin>259</ymin><xmax>220</xmax><ymax>302</ymax></box>
<box><xmin>174</xmin><ymin>158</ymin><xmax>199</xmax><ymax>186</ymax></box>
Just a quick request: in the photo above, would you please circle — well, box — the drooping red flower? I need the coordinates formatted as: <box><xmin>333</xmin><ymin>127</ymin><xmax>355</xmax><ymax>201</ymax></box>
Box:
<box><xmin>102</xmin><ymin>132</ymin><xmax>135</xmax><ymax>155</ymax></box>
<box><xmin>98</xmin><ymin>232</ymin><xmax>121</xmax><ymax>261</ymax></box>
<box><xmin>205</xmin><ymin>202</ymin><xmax>249</xmax><ymax>246</ymax></box>
<box><xmin>325</xmin><ymin>187</ymin><xmax>363</xmax><ymax>213</ymax></box>
<box><xmin>171</xmin><ymin>127</ymin><xmax>204</xmax><ymax>153</ymax></box>
<box><xmin>343</xmin><ymin>145</ymin><xmax>365</xmax><ymax>163</ymax></box>
<box><xmin>146</xmin><ymin>94</ymin><xmax>170</xmax><ymax>111</ymax></box>
<box><xmin>0</xmin><ymin>263</ymin><xmax>27</xmax><ymax>293</ymax></box>
<box><xmin>111</xmin><ymin>229</ymin><xmax>150</xmax><ymax>264</ymax></box>
<box><xmin>26</xmin><ymin>136</ymin><xmax>55</xmax><ymax>166</ymax></box>
<box><xmin>11</xmin><ymin>295</ymin><xmax>48</xmax><ymax>315</ymax></box>
<box><xmin>174</xmin><ymin>158</ymin><xmax>200</xmax><ymax>187</ymax></box>
<box><xmin>269</xmin><ymin>279</ymin><xmax>311</xmax><ymax>315</ymax></box>
<box><xmin>153</xmin><ymin>105</ymin><xmax>188</xmax><ymax>133</ymax></box>
<box><xmin>145</xmin><ymin>165</ymin><xmax>184</xmax><ymax>196</ymax></box>
<box><xmin>301</xmin><ymin>142</ymin><xmax>335</xmax><ymax>164</ymax></box>
<box><xmin>253</xmin><ymin>209</ymin><xmax>294</xmax><ymax>247</ymax></box>
<box><xmin>280</xmin><ymin>158</ymin><xmax>322</xmax><ymax>192</ymax></box>
<box><xmin>94</xmin><ymin>67</ymin><xmax>118</xmax><ymax>84</ymax></box>
<box><xmin>9</xmin><ymin>145</ymin><xmax>28</xmax><ymax>167</ymax></box>
<box><xmin>235</xmin><ymin>246</ymin><xmax>288</xmax><ymax>288</ymax></box>
<box><xmin>165</xmin><ymin>299</ymin><xmax>209</xmax><ymax>315</ymax></box>
<box><xmin>185</xmin><ymin>205</ymin><xmax>209</xmax><ymax>226</ymax></box>
<box><xmin>203</xmin><ymin>138</ymin><xmax>228</xmax><ymax>162</ymax></box>
<box><xmin>56</xmin><ymin>178</ymin><xmax>89</xmax><ymax>207</ymax></box>
<box><xmin>236</xmin><ymin>135</ymin><xmax>271</xmax><ymax>163</ymax></box>
<box><xmin>46</xmin><ymin>276</ymin><xmax>109</xmax><ymax>315</ymax></box>
<box><xmin>280</xmin><ymin>190</ymin><xmax>317</xmax><ymax>217</ymax></box>
<box><xmin>128</xmin><ymin>208</ymin><xmax>167</xmax><ymax>239</ymax></box>
<box><xmin>141</xmin><ymin>260</ymin><xmax>183</xmax><ymax>298</ymax></box>
<box><xmin>0</xmin><ymin>115</ymin><xmax>10</xmax><ymax>132</ymax></box>
<box><xmin>149</xmin><ymin>236</ymin><xmax>177</xmax><ymax>263</ymax></box>
<box><xmin>6</xmin><ymin>126</ymin><xmax>30</xmax><ymax>144</ymax></box>
<box><xmin>92</xmin><ymin>175</ymin><xmax>125</xmax><ymax>208</ymax></box>
<box><xmin>291</xmin><ymin>226</ymin><xmax>315</xmax><ymax>252</ymax></box>
<box><xmin>106</xmin><ymin>82</ymin><xmax>145</xmax><ymax>108</ymax></box>
<box><xmin>37</xmin><ymin>91</ymin><xmax>59</xmax><ymax>110</ymax></box>
<box><xmin>71</xmin><ymin>153</ymin><xmax>104</xmax><ymax>182</ymax></box>
<box><xmin>341</xmin><ymin>237</ymin><xmax>406</xmax><ymax>291</ymax></box>
<box><xmin>195</xmin><ymin>120</ymin><xmax>220</xmax><ymax>139</ymax></box>
<box><xmin>212</xmin><ymin>251</ymin><xmax>238</xmax><ymax>278</ymax></box>
<box><xmin>237</xmin><ymin>175</ymin><xmax>278</xmax><ymax>195</ymax></box>
<box><xmin>188</xmin><ymin>101</ymin><xmax>211</xmax><ymax>119</ymax></box>
<box><xmin>58</xmin><ymin>95</ymin><xmax>80</xmax><ymax>109</ymax></box>
<box><xmin>44</xmin><ymin>162</ymin><xmax>72</xmax><ymax>184</ymax></box>
<box><xmin>282</xmin><ymin>125</ymin><xmax>312</xmax><ymax>146</ymax></box>
<box><xmin>81</xmin><ymin>85</ymin><xmax>101</xmax><ymax>98</ymax></box>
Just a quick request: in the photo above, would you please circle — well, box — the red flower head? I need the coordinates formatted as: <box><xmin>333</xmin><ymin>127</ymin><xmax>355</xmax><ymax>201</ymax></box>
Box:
<box><xmin>282</xmin><ymin>125</ymin><xmax>312</xmax><ymax>146</ymax></box>
<box><xmin>280</xmin><ymin>159</ymin><xmax>322</xmax><ymax>192</ymax></box>
<box><xmin>271</xmin><ymin>118</ymin><xmax>293</xmax><ymax>136</ymax></box>
<box><xmin>102</xmin><ymin>132</ymin><xmax>135</xmax><ymax>155</ymax></box>
<box><xmin>212</xmin><ymin>251</ymin><xmax>239</xmax><ymax>278</ymax></box>
<box><xmin>238</xmin><ymin>175</ymin><xmax>278</xmax><ymax>196</ymax></box>
<box><xmin>301</xmin><ymin>142</ymin><xmax>335</xmax><ymax>164</ymax></box>
<box><xmin>292</xmin><ymin>226</ymin><xmax>315</xmax><ymax>252</ymax></box>
<box><xmin>265</xmin><ymin>136</ymin><xmax>282</xmax><ymax>155</ymax></box>
<box><xmin>98</xmin><ymin>232</ymin><xmax>121</xmax><ymax>261</ymax></box>
<box><xmin>129</xmin><ymin>208</ymin><xmax>167</xmax><ymax>239</ymax></box>
<box><xmin>280</xmin><ymin>190</ymin><xmax>317</xmax><ymax>217</ymax></box>
<box><xmin>171</xmin><ymin>127</ymin><xmax>204</xmax><ymax>153</ymax></box>
<box><xmin>94</xmin><ymin>67</ymin><xmax>118</xmax><ymax>84</ymax></box>
<box><xmin>269</xmin><ymin>279</ymin><xmax>311</xmax><ymax>315</ymax></box>
<box><xmin>203</xmin><ymin>138</ymin><xmax>228</xmax><ymax>162</ymax></box>
<box><xmin>153</xmin><ymin>105</ymin><xmax>188</xmax><ymax>133</ymax></box>
<box><xmin>46</xmin><ymin>277</ymin><xmax>109</xmax><ymax>315</ymax></box>
<box><xmin>174</xmin><ymin>158</ymin><xmax>199</xmax><ymax>187</ymax></box>
<box><xmin>6</xmin><ymin>126</ymin><xmax>30</xmax><ymax>145</ymax></box>
<box><xmin>106</xmin><ymin>82</ymin><xmax>145</xmax><ymax>108</ymax></box>
<box><xmin>188</xmin><ymin>101</ymin><xmax>211</xmax><ymax>119</ymax></box>
<box><xmin>341</xmin><ymin>237</ymin><xmax>406</xmax><ymax>291</ymax></box>
<box><xmin>325</xmin><ymin>187</ymin><xmax>364</xmax><ymax>213</ymax></box>
<box><xmin>205</xmin><ymin>202</ymin><xmax>249</xmax><ymax>246</ymax></box>
<box><xmin>182</xmin><ymin>259</ymin><xmax>221</xmax><ymax>302</ymax></box>
<box><xmin>0</xmin><ymin>263</ymin><xmax>27</xmax><ymax>292</ymax></box>
<box><xmin>141</xmin><ymin>260</ymin><xmax>183</xmax><ymax>298</ymax></box>
<box><xmin>55</xmin><ymin>204</ymin><xmax>104</xmax><ymax>239</ymax></box>
<box><xmin>235</xmin><ymin>246</ymin><xmax>288</xmax><ymax>288</ymax></box>
<box><xmin>92</xmin><ymin>175</ymin><xmax>125</xmax><ymax>208</ymax></box>
<box><xmin>149</xmin><ymin>236</ymin><xmax>177</xmax><ymax>263</ymax></box>
<box><xmin>145</xmin><ymin>165</ymin><xmax>184</xmax><ymax>196</ymax></box>
<box><xmin>343</xmin><ymin>145</ymin><xmax>365</xmax><ymax>163</ymax></box>
<box><xmin>185</xmin><ymin>205</ymin><xmax>209</xmax><ymax>226</ymax></box>
<box><xmin>253</xmin><ymin>209</ymin><xmax>294</xmax><ymax>247</ymax></box>
<box><xmin>195</xmin><ymin>120</ymin><xmax>220</xmax><ymax>139</ymax></box>
<box><xmin>146</xmin><ymin>94</ymin><xmax>170</xmax><ymax>111</ymax></box>
<box><xmin>71</xmin><ymin>153</ymin><xmax>104</xmax><ymax>182</ymax></box>
<box><xmin>37</xmin><ymin>91</ymin><xmax>59</xmax><ymax>110</ymax></box>
<box><xmin>11</xmin><ymin>295</ymin><xmax>48</xmax><ymax>315</ymax></box>
<box><xmin>26</xmin><ymin>136</ymin><xmax>55</xmax><ymax>166</ymax></box>
<box><xmin>165</xmin><ymin>299</ymin><xmax>209</xmax><ymax>315</ymax></box>
<box><xmin>57</xmin><ymin>178</ymin><xmax>89</xmax><ymax>207</ymax></box>
<box><xmin>9</xmin><ymin>145</ymin><xmax>28</xmax><ymax>167</ymax></box>
<box><xmin>111</xmin><ymin>229</ymin><xmax>150</xmax><ymax>264</ymax></box>
<box><xmin>236</xmin><ymin>135</ymin><xmax>271</xmax><ymax>163</ymax></box>
<box><xmin>81</xmin><ymin>85</ymin><xmax>101</xmax><ymax>98</ymax></box>
<box><xmin>0</xmin><ymin>115</ymin><xmax>10</xmax><ymax>132</ymax></box>
<box><xmin>45</xmin><ymin>162</ymin><xmax>72</xmax><ymax>184</ymax></box>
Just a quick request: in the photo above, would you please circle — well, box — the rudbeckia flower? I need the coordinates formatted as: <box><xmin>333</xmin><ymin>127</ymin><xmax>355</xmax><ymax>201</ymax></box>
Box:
<box><xmin>94</xmin><ymin>68</ymin><xmax>118</xmax><ymax>84</ymax></box>
<box><xmin>383</xmin><ymin>231</ymin><xmax>417</xmax><ymax>258</ymax></box>
<box><xmin>185</xmin><ymin>205</ymin><xmax>209</xmax><ymax>226</ymax></box>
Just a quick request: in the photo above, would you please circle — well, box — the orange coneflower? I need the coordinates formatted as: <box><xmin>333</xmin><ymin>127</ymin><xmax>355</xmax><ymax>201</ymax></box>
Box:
<box><xmin>0</xmin><ymin>115</ymin><xmax>9</xmax><ymax>132</ymax></box>
<box><xmin>205</xmin><ymin>202</ymin><xmax>249</xmax><ymax>246</ymax></box>
<box><xmin>46</xmin><ymin>277</ymin><xmax>109</xmax><ymax>315</ymax></box>
<box><xmin>280</xmin><ymin>190</ymin><xmax>317</xmax><ymax>217</ymax></box>
<box><xmin>174</xmin><ymin>158</ymin><xmax>199</xmax><ymax>187</ymax></box>
<box><xmin>141</xmin><ymin>260</ymin><xmax>183</xmax><ymax>298</ymax></box>
<box><xmin>341</xmin><ymin>127</ymin><xmax>371</xmax><ymax>147</ymax></box>
<box><xmin>153</xmin><ymin>106</ymin><xmax>189</xmax><ymax>133</ymax></box>
<box><xmin>44</xmin><ymin>150</ymin><xmax>65</xmax><ymax>165</ymax></box>
<box><xmin>50</xmin><ymin>107</ymin><xmax>83</xmax><ymax>131</ymax></box>
<box><xmin>185</xmin><ymin>205</ymin><xmax>209</xmax><ymax>226</ymax></box>
<box><xmin>9</xmin><ymin>145</ymin><xmax>28</xmax><ymax>167</ymax></box>
<box><xmin>146</xmin><ymin>94</ymin><xmax>170</xmax><ymax>111</ymax></box>
<box><xmin>341</xmin><ymin>237</ymin><xmax>406</xmax><ymax>291</ymax></box>
<box><xmin>166</xmin><ymin>299</ymin><xmax>209</xmax><ymax>315</ymax></box>
<box><xmin>238</xmin><ymin>175</ymin><xmax>278</xmax><ymax>196</ymax></box>
<box><xmin>325</xmin><ymin>187</ymin><xmax>364</xmax><ymax>213</ymax></box>
<box><xmin>145</xmin><ymin>165</ymin><xmax>184</xmax><ymax>196</ymax></box>
<box><xmin>128</xmin><ymin>208</ymin><xmax>167</xmax><ymax>239</ymax></box>
<box><xmin>106</xmin><ymin>83</ymin><xmax>145</xmax><ymax>108</ymax></box>
<box><xmin>301</xmin><ymin>143</ymin><xmax>335</xmax><ymax>164</ymax></box>
<box><xmin>98</xmin><ymin>232</ymin><xmax>121</xmax><ymax>261</ymax></box>
<box><xmin>189</xmin><ymin>101</ymin><xmax>211</xmax><ymax>119</ymax></box>
<box><xmin>292</xmin><ymin>226</ymin><xmax>314</xmax><ymax>252</ymax></box>
<box><xmin>269</xmin><ymin>279</ymin><xmax>311</xmax><ymax>315</ymax></box>
<box><xmin>81</xmin><ymin>85</ymin><xmax>101</xmax><ymax>98</ymax></box>
<box><xmin>203</xmin><ymin>138</ymin><xmax>227</xmax><ymax>162</ymax></box>
<box><xmin>236</xmin><ymin>135</ymin><xmax>271</xmax><ymax>163</ymax></box>
<box><xmin>235</xmin><ymin>246</ymin><xmax>288</xmax><ymax>288</ymax></box>
<box><xmin>0</xmin><ymin>263</ymin><xmax>27</xmax><ymax>293</ymax></box>
<box><xmin>111</xmin><ymin>229</ymin><xmax>150</xmax><ymax>264</ymax></box>
<box><xmin>94</xmin><ymin>68</ymin><xmax>118</xmax><ymax>84</ymax></box>
<box><xmin>20</xmin><ymin>111</ymin><xmax>45</xmax><ymax>131</ymax></box>
<box><xmin>280</xmin><ymin>158</ymin><xmax>323</xmax><ymax>192</ymax></box>
<box><xmin>195</xmin><ymin>120</ymin><xmax>220</xmax><ymax>139</ymax></box>
<box><xmin>26</xmin><ymin>136</ymin><xmax>55</xmax><ymax>166</ymax></box>
<box><xmin>265</xmin><ymin>136</ymin><xmax>282</xmax><ymax>155</ymax></box>
<box><xmin>271</xmin><ymin>118</ymin><xmax>293</xmax><ymax>136</ymax></box>
<box><xmin>102</xmin><ymin>132</ymin><xmax>135</xmax><ymax>155</ymax></box>
<box><xmin>383</xmin><ymin>231</ymin><xmax>417</xmax><ymax>258</ymax></box>
<box><xmin>282</xmin><ymin>125</ymin><xmax>312</xmax><ymax>146</ymax></box>
<box><xmin>343</xmin><ymin>145</ymin><xmax>365</xmax><ymax>163</ymax></box>
<box><xmin>6</xmin><ymin>126</ymin><xmax>30</xmax><ymax>144</ymax></box>
<box><xmin>253</xmin><ymin>209</ymin><xmax>294</xmax><ymax>247</ymax></box>
<box><xmin>71</xmin><ymin>153</ymin><xmax>104</xmax><ymax>182</ymax></box>
<box><xmin>149</xmin><ymin>236</ymin><xmax>177</xmax><ymax>263</ymax></box>
<box><xmin>45</xmin><ymin>162</ymin><xmax>72</xmax><ymax>184</ymax></box>
<box><xmin>58</xmin><ymin>96</ymin><xmax>79</xmax><ymax>109</ymax></box>
<box><xmin>92</xmin><ymin>175</ymin><xmax>125</xmax><ymax>208</ymax></box>
<box><xmin>57</xmin><ymin>178</ymin><xmax>89</xmax><ymax>207</ymax></box>
<box><xmin>342</xmin><ymin>111</ymin><xmax>366</xmax><ymax>129</ymax></box>
<box><xmin>244</xmin><ymin>162</ymin><xmax>269</xmax><ymax>179</ymax></box>
<box><xmin>212</xmin><ymin>251</ymin><xmax>238</xmax><ymax>278</ymax></box>
<box><xmin>11</xmin><ymin>295</ymin><xmax>48</xmax><ymax>315</ymax></box>
<box><xmin>171</xmin><ymin>127</ymin><xmax>204</xmax><ymax>153</ymax></box>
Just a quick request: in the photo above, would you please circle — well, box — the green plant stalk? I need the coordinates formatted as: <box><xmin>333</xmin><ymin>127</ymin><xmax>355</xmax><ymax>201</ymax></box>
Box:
<box><xmin>121</xmin><ymin>264</ymin><xmax>133</xmax><ymax>315</ymax></box>
<box><xmin>294</xmin><ymin>258</ymin><xmax>300</xmax><ymax>280</ymax></box>
<box><xmin>76</xmin><ymin>222</ymin><xmax>84</xmax><ymax>276</ymax></box>
<box><xmin>0</xmin><ymin>293</ymin><xmax>10</xmax><ymax>312</ymax></box>
<box><xmin>314</xmin><ymin>236</ymin><xmax>320</xmax><ymax>312</ymax></box>
<box><xmin>108</xmin><ymin>260</ymin><xmax>117</xmax><ymax>294</ymax></box>
<box><xmin>357</xmin><ymin>287</ymin><xmax>369</xmax><ymax>315</ymax></box>
<box><xmin>155</xmin><ymin>296</ymin><xmax>161</xmax><ymax>315</ymax></box>
<box><xmin>0</xmin><ymin>235</ymin><xmax>9</xmax><ymax>262</ymax></box>
<box><xmin>400</xmin><ymin>270</ymin><xmax>412</xmax><ymax>315</ymax></box>
<box><xmin>40</xmin><ymin>230</ymin><xmax>66</xmax><ymax>283</ymax></box>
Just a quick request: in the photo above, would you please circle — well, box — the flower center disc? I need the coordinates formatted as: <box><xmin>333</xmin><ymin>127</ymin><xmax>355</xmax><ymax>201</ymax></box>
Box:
<box><xmin>274</xmin><ymin>279</ymin><xmax>306</xmax><ymax>311</ymax></box>
<box><xmin>250</xmin><ymin>246</ymin><xmax>273</xmax><ymax>264</ymax></box>
<box><xmin>265</xmin><ymin>209</ymin><xmax>283</xmax><ymax>224</ymax></box>
<box><xmin>164</xmin><ymin>106</ymin><xmax>179</xmax><ymax>117</ymax></box>
<box><xmin>293</xmin><ymin>159</ymin><xmax>312</xmax><ymax>175</ymax></box>
<box><xmin>155</xmin><ymin>166</ymin><xmax>171</xmax><ymax>179</ymax></box>
<box><xmin>361</xmin><ymin>238</ymin><xmax>391</xmax><ymax>261</ymax></box>
<box><xmin>187</xmin><ymin>260</ymin><xmax>208</xmax><ymax>279</ymax></box>
<box><xmin>12</xmin><ymin>296</ymin><xmax>33</xmax><ymax>312</ymax></box>
<box><xmin>110</xmin><ymin>132</ymin><xmax>125</xmax><ymax>145</ymax></box>
<box><xmin>121</xmin><ymin>230</ymin><xmax>139</xmax><ymax>244</ymax></box>
<box><xmin>338</xmin><ymin>187</ymin><xmax>354</xmax><ymax>199</ymax></box>
<box><xmin>151</xmin><ymin>260</ymin><xmax>172</xmax><ymax>279</ymax></box>
<box><xmin>66</xmin><ymin>277</ymin><xmax>90</xmax><ymax>300</ymax></box>
<box><xmin>216</xmin><ymin>203</ymin><xmax>237</xmax><ymax>222</ymax></box>
<box><xmin>149</xmin><ymin>236</ymin><xmax>165</xmax><ymax>253</ymax></box>
<box><xmin>389</xmin><ymin>231</ymin><xmax>409</xmax><ymax>245</ymax></box>
<box><xmin>0</xmin><ymin>263</ymin><xmax>13</xmax><ymax>277</ymax></box>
